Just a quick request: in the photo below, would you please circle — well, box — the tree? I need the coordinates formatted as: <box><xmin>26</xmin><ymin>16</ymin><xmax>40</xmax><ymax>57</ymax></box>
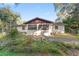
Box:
<box><xmin>0</xmin><ymin>5</ymin><xmax>22</xmax><ymax>52</ymax></box>
<box><xmin>63</xmin><ymin>4</ymin><xmax>79</xmax><ymax>34</ymax></box>
<box><xmin>54</xmin><ymin>3</ymin><xmax>79</xmax><ymax>34</ymax></box>
<box><xmin>0</xmin><ymin>6</ymin><xmax>20</xmax><ymax>33</ymax></box>
<box><xmin>54</xmin><ymin>3</ymin><xmax>76</xmax><ymax>21</ymax></box>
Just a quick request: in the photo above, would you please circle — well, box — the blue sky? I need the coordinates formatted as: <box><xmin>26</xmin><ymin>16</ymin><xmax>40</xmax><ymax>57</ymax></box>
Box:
<box><xmin>0</xmin><ymin>3</ymin><xmax>57</xmax><ymax>21</ymax></box>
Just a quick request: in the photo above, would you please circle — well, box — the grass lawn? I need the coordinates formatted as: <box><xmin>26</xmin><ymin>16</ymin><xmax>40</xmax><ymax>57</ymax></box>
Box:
<box><xmin>0</xmin><ymin>52</ymin><xmax>16</xmax><ymax>56</ymax></box>
<box><xmin>74</xmin><ymin>34</ymin><xmax>79</xmax><ymax>39</ymax></box>
<box><xmin>0</xmin><ymin>32</ymin><xmax>79</xmax><ymax>56</ymax></box>
<box><xmin>51</xmin><ymin>33</ymin><xmax>79</xmax><ymax>39</ymax></box>
<box><xmin>0</xmin><ymin>41</ymin><xmax>79</xmax><ymax>56</ymax></box>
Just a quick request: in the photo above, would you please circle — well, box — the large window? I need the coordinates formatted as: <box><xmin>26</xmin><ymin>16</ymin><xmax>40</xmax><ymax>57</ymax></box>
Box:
<box><xmin>55</xmin><ymin>25</ymin><xmax>58</xmax><ymax>29</ymax></box>
<box><xmin>28</xmin><ymin>24</ymin><xmax>37</xmax><ymax>30</ymax></box>
<box><xmin>38</xmin><ymin>25</ymin><xmax>49</xmax><ymax>30</ymax></box>
<box><xmin>22</xmin><ymin>26</ymin><xmax>25</xmax><ymax>30</ymax></box>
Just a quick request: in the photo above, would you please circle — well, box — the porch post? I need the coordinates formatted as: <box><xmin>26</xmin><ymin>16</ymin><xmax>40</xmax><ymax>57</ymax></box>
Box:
<box><xmin>37</xmin><ymin>24</ymin><xmax>39</xmax><ymax>30</ymax></box>
<box><xmin>26</xmin><ymin>24</ymin><xmax>28</xmax><ymax>30</ymax></box>
<box><xmin>48</xmin><ymin>24</ymin><xmax>52</xmax><ymax>33</ymax></box>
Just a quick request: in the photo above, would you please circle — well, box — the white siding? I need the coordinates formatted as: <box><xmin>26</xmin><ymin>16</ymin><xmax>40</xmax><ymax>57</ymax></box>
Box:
<box><xmin>17</xmin><ymin>24</ymin><xmax>65</xmax><ymax>35</ymax></box>
<box><xmin>55</xmin><ymin>25</ymin><xmax>64</xmax><ymax>33</ymax></box>
<box><xmin>17</xmin><ymin>26</ymin><xmax>27</xmax><ymax>32</ymax></box>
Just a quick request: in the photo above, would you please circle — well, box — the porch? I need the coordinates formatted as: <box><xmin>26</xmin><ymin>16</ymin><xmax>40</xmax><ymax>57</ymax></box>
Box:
<box><xmin>24</xmin><ymin>23</ymin><xmax>53</xmax><ymax>36</ymax></box>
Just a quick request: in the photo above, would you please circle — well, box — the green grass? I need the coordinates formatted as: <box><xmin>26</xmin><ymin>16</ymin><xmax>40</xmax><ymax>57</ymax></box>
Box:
<box><xmin>0</xmin><ymin>52</ymin><xmax>16</xmax><ymax>56</ymax></box>
<box><xmin>74</xmin><ymin>34</ymin><xmax>79</xmax><ymax>39</ymax></box>
<box><xmin>52</xmin><ymin>33</ymin><xmax>75</xmax><ymax>38</ymax></box>
<box><xmin>0</xmin><ymin>40</ymin><xmax>79</xmax><ymax>56</ymax></box>
<box><xmin>31</xmin><ymin>40</ymin><xmax>69</xmax><ymax>55</ymax></box>
<box><xmin>51</xmin><ymin>33</ymin><xmax>79</xmax><ymax>40</ymax></box>
<box><xmin>13</xmin><ymin>41</ymin><xmax>69</xmax><ymax>56</ymax></box>
<box><xmin>0</xmin><ymin>31</ymin><xmax>79</xmax><ymax>56</ymax></box>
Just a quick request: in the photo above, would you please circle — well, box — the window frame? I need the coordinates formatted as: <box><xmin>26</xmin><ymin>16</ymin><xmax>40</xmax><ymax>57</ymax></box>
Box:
<box><xmin>38</xmin><ymin>24</ymin><xmax>49</xmax><ymax>30</ymax></box>
<box><xmin>27</xmin><ymin>24</ymin><xmax>37</xmax><ymax>30</ymax></box>
<box><xmin>22</xmin><ymin>26</ymin><xmax>25</xmax><ymax>30</ymax></box>
<box><xmin>55</xmin><ymin>25</ymin><xmax>58</xmax><ymax>30</ymax></box>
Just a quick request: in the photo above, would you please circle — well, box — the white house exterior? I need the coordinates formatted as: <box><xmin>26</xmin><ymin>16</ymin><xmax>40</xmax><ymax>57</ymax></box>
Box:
<box><xmin>17</xmin><ymin>17</ymin><xmax>64</xmax><ymax>36</ymax></box>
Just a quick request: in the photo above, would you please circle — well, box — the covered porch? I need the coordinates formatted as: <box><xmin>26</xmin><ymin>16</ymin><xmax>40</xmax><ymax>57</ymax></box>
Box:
<box><xmin>26</xmin><ymin>23</ymin><xmax>53</xmax><ymax>36</ymax></box>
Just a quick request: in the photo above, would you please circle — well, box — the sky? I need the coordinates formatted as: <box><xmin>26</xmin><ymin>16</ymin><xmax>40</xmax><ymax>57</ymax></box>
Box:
<box><xmin>0</xmin><ymin>3</ymin><xmax>57</xmax><ymax>22</ymax></box>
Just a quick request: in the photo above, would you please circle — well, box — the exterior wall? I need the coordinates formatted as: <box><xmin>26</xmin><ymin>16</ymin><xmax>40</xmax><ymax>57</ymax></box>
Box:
<box><xmin>52</xmin><ymin>24</ymin><xmax>55</xmax><ymax>33</ymax></box>
<box><xmin>59</xmin><ymin>25</ymin><xmax>64</xmax><ymax>33</ymax></box>
<box><xmin>17</xmin><ymin>24</ymin><xmax>65</xmax><ymax>36</ymax></box>
<box><xmin>55</xmin><ymin>25</ymin><xmax>64</xmax><ymax>33</ymax></box>
<box><xmin>17</xmin><ymin>26</ymin><xmax>27</xmax><ymax>32</ymax></box>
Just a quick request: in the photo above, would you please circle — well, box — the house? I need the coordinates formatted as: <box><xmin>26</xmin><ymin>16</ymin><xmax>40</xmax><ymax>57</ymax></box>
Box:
<box><xmin>17</xmin><ymin>17</ymin><xmax>64</xmax><ymax>36</ymax></box>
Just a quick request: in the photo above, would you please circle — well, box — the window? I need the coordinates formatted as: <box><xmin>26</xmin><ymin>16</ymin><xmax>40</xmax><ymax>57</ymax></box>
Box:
<box><xmin>22</xmin><ymin>26</ymin><xmax>25</xmax><ymax>30</ymax></box>
<box><xmin>38</xmin><ymin>25</ymin><xmax>49</xmax><ymax>30</ymax></box>
<box><xmin>28</xmin><ymin>24</ymin><xmax>37</xmax><ymax>30</ymax></box>
<box><xmin>55</xmin><ymin>25</ymin><xmax>58</xmax><ymax>29</ymax></box>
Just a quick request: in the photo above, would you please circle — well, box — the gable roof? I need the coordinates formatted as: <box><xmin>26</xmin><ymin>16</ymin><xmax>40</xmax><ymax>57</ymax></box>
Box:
<box><xmin>24</xmin><ymin>17</ymin><xmax>54</xmax><ymax>24</ymax></box>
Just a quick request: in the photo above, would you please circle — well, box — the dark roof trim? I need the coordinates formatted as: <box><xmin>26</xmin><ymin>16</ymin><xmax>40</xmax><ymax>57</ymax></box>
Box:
<box><xmin>24</xmin><ymin>17</ymin><xmax>54</xmax><ymax>24</ymax></box>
